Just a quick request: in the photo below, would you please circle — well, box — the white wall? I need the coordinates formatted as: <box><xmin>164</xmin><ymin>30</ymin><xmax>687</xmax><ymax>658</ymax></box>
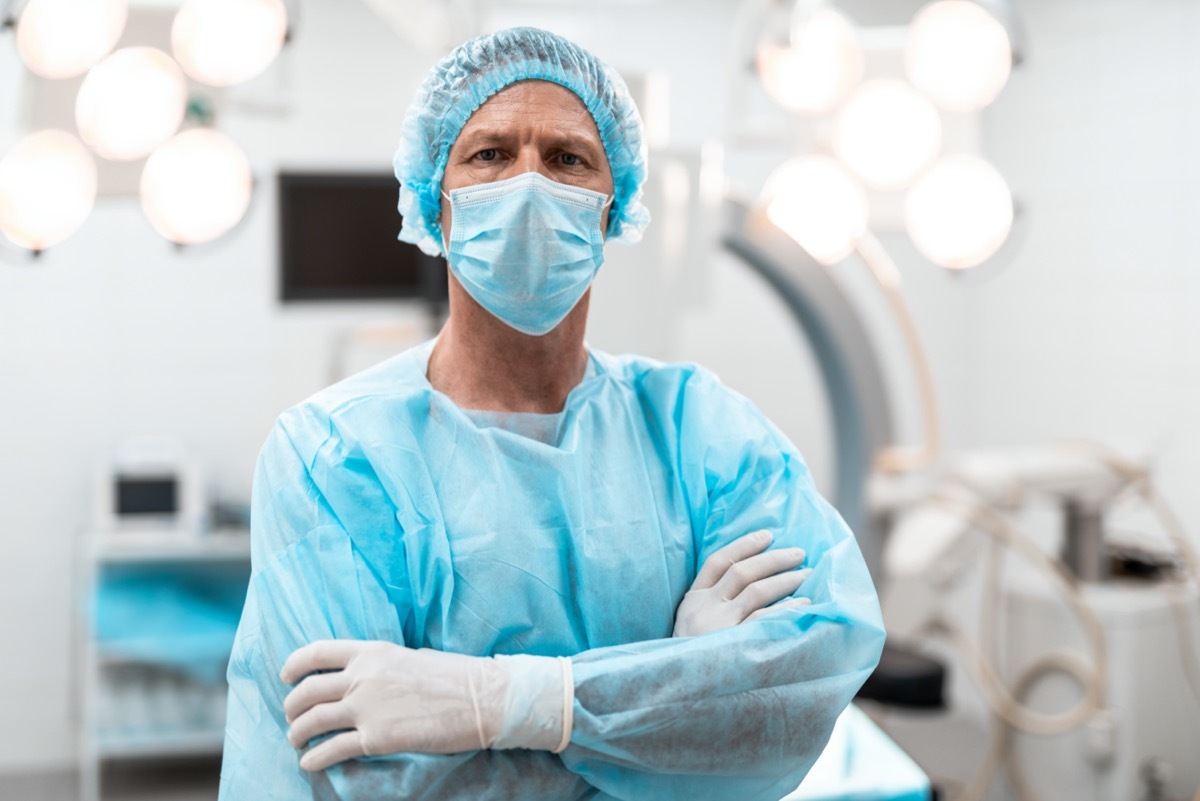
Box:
<box><xmin>0</xmin><ymin>0</ymin><xmax>435</xmax><ymax>770</ymax></box>
<box><xmin>967</xmin><ymin>0</ymin><xmax>1200</xmax><ymax>535</ymax></box>
<box><xmin>1</xmin><ymin>0</ymin><xmax>1198</xmax><ymax>774</ymax></box>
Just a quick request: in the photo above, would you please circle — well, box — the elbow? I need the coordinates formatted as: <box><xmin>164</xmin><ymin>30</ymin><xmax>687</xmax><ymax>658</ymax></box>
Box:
<box><xmin>854</xmin><ymin>603</ymin><xmax>887</xmax><ymax>676</ymax></box>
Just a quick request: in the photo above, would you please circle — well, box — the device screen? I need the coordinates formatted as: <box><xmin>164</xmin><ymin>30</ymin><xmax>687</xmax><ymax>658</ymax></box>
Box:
<box><xmin>115</xmin><ymin>476</ymin><xmax>178</xmax><ymax>516</ymax></box>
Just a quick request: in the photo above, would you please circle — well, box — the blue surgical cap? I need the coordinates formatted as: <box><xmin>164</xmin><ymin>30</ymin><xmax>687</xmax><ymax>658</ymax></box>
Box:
<box><xmin>393</xmin><ymin>27</ymin><xmax>651</xmax><ymax>257</ymax></box>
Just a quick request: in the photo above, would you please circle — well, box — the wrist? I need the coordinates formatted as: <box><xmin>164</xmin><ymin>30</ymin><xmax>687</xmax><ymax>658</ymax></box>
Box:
<box><xmin>489</xmin><ymin>654</ymin><xmax>574</xmax><ymax>752</ymax></box>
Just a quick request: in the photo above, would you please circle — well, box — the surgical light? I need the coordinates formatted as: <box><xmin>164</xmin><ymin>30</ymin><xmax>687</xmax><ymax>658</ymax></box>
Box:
<box><xmin>757</xmin><ymin>6</ymin><xmax>863</xmax><ymax>114</ymax></box>
<box><xmin>171</xmin><ymin>0</ymin><xmax>289</xmax><ymax>87</ymax></box>
<box><xmin>75</xmin><ymin>47</ymin><xmax>187</xmax><ymax>162</ymax></box>
<box><xmin>834</xmin><ymin>80</ymin><xmax>942</xmax><ymax>190</ymax></box>
<box><xmin>763</xmin><ymin>156</ymin><xmax>868</xmax><ymax>265</ymax></box>
<box><xmin>905</xmin><ymin>0</ymin><xmax>1012</xmax><ymax>111</ymax></box>
<box><xmin>139</xmin><ymin>129</ymin><xmax>253</xmax><ymax>245</ymax></box>
<box><xmin>0</xmin><ymin>130</ymin><xmax>97</xmax><ymax>252</ymax></box>
<box><xmin>14</xmin><ymin>0</ymin><xmax>128</xmax><ymax>79</ymax></box>
<box><xmin>904</xmin><ymin>155</ymin><xmax>1012</xmax><ymax>270</ymax></box>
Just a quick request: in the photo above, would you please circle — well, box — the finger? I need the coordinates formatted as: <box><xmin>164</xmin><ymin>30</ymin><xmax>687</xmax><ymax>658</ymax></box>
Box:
<box><xmin>285</xmin><ymin>671</ymin><xmax>352</xmax><ymax>724</ymax></box>
<box><xmin>745</xmin><ymin>596</ymin><xmax>813</xmax><ymax>623</ymax></box>
<box><xmin>281</xmin><ymin>640</ymin><xmax>365</xmax><ymax>684</ymax></box>
<box><xmin>693</xmin><ymin>530</ymin><xmax>773</xmax><ymax>590</ymax></box>
<box><xmin>288</xmin><ymin>701</ymin><xmax>355</xmax><ymax>749</ymax></box>
<box><xmin>714</xmin><ymin>547</ymin><xmax>806</xmax><ymax>599</ymax></box>
<box><xmin>734</xmin><ymin>567</ymin><xmax>813</xmax><ymax>620</ymax></box>
<box><xmin>300</xmin><ymin>731</ymin><xmax>366</xmax><ymax>772</ymax></box>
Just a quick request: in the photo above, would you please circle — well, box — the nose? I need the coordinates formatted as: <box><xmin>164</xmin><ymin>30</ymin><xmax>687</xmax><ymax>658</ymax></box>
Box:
<box><xmin>514</xmin><ymin>144</ymin><xmax>549</xmax><ymax>178</ymax></box>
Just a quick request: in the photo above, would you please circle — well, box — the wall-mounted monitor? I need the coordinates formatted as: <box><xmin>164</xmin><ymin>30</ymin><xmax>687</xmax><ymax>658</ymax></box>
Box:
<box><xmin>278</xmin><ymin>172</ymin><xmax>448</xmax><ymax>304</ymax></box>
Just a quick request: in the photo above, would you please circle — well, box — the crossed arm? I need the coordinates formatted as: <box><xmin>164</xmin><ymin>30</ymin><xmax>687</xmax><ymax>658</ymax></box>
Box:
<box><xmin>279</xmin><ymin>529</ymin><xmax>814</xmax><ymax>772</ymax></box>
<box><xmin>221</xmin><ymin>505</ymin><xmax>879</xmax><ymax>800</ymax></box>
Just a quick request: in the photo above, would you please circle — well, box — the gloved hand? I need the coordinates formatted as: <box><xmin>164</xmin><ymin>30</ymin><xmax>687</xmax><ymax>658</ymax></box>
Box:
<box><xmin>673</xmin><ymin>529</ymin><xmax>812</xmax><ymax>637</ymax></box>
<box><xmin>280</xmin><ymin>641</ymin><xmax>573</xmax><ymax>771</ymax></box>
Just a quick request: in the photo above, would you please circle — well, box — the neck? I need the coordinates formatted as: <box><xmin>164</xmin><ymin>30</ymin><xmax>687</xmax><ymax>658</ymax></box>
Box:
<box><xmin>427</xmin><ymin>278</ymin><xmax>590</xmax><ymax>414</ymax></box>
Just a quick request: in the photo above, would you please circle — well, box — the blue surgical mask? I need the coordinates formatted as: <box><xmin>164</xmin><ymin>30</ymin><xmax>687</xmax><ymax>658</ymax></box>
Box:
<box><xmin>442</xmin><ymin>172</ymin><xmax>612</xmax><ymax>336</ymax></box>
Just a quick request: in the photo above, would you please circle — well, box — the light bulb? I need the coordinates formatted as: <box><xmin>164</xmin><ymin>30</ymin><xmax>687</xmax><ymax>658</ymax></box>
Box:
<box><xmin>140</xmin><ymin>129</ymin><xmax>253</xmax><ymax>245</ymax></box>
<box><xmin>15</xmin><ymin>0</ymin><xmax>127</xmax><ymax>79</ymax></box>
<box><xmin>172</xmin><ymin>0</ymin><xmax>288</xmax><ymax>87</ymax></box>
<box><xmin>905</xmin><ymin>154</ymin><xmax>1013</xmax><ymax>269</ymax></box>
<box><xmin>763</xmin><ymin>156</ymin><xmax>868</xmax><ymax>265</ymax></box>
<box><xmin>757</xmin><ymin>6</ymin><xmax>863</xmax><ymax>114</ymax></box>
<box><xmin>906</xmin><ymin>0</ymin><xmax>1012</xmax><ymax>111</ymax></box>
<box><xmin>76</xmin><ymin>47</ymin><xmax>187</xmax><ymax>162</ymax></box>
<box><xmin>0</xmin><ymin>130</ymin><xmax>97</xmax><ymax>251</ymax></box>
<box><xmin>834</xmin><ymin>79</ymin><xmax>942</xmax><ymax>190</ymax></box>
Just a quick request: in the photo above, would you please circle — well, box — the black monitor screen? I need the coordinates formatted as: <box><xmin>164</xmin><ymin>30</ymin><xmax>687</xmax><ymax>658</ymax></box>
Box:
<box><xmin>278</xmin><ymin>172</ymin><xmax>447</xmax><ymax>302</ymax></box>
<box><xmin>116</xmin><ymin>476</ymin><xmax>178</xmax><ymax>516</ymax></box>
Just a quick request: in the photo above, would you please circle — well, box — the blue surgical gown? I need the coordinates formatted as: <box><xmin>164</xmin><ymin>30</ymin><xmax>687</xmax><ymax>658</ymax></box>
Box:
<box><xmin>219</xmin><ymin>340</ymin><xmax>885</xmax><ymax>801</ymax></box>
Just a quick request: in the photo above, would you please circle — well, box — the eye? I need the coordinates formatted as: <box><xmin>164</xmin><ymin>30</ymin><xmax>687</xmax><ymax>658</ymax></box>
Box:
<box><xmin>560</xmin><ymin>153</ymin><xmax>582</xmax><ymax>167</ymax></box>
<box><xmin>476</xmin><ymin>149</ymin><xmax>498</xmax><ymax>162</ymax></box>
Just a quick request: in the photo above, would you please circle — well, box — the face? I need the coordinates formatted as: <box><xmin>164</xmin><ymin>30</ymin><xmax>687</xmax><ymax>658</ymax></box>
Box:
<box><xmin>439</xmin><ymin>80</ymin><xmax>614</xmax><ymax>244</ymax></box>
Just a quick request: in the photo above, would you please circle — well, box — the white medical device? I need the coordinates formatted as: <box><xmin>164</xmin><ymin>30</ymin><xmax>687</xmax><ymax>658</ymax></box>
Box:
<box><xmin>94</xmin><ymin>438</ymin><xmax>206</xmax><ymax>535</ymax></box>
<box><xmin>881</xmin><ymin>445</ymin><xmax>1200</xmax><ymax>801</ymax></box>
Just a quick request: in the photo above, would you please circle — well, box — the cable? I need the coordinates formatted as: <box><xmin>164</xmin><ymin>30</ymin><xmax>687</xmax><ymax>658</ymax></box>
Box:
<box><xmin>952</xmin><ymin>654</ymin><xmax>1094</xmax><ymax>801</ymax></box>
<box><xmin>1055</xmin><ymin>441</ymin><xmax>1200</xmax><ymax>705</ymax></box>
<box><xmin>1000</xmin><ymin>657</ymin><xmax>1094</xmax><ymax>801</ymax></box>
<box><xmin>927</xmin><ymin>490</ymin><xmax>1108</xmax><ymax>735</ymax></box>
<box><xmin>895</xmin><ymin>486</ymin><xmax>1107</xmax><ymax>801</ymax></box>
<box><xmin>1058</xmin><ymin>441</ymin><xmax>1199</xmax><ymax>576</ymax></box>
<box><xmin>855</xmin><ymin>230</ymin><xmax>943</xmax><ymax>474</ymax></box>
<box><xmin>1054</xmin><ymin>441</ymin><xmax>1200</xmax><ymax>801</ymax></box>
<box><xmin>927</xmin><ymin>443</ymin><xmax>1200</xmax><ymax>801</ymax></box>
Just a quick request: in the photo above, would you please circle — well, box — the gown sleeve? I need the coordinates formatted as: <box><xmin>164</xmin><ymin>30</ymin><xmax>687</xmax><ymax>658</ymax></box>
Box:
<box><xmin>217</xmin><ymin>413</ymin><xmax>594</xmax><ymax>801</ymax></box>
<box><xmin>554</xmin><ymin>366</ymin><xmax>887</xmax><ymax>801</ymax></box>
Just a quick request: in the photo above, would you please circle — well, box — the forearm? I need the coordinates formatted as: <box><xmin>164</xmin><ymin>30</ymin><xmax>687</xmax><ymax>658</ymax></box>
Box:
<box><xmin>316</xmin><ymin>750</ymin><xmax>594</xmax><ymax>801</ymax></box>
<box><xmin>225</xmin><ymin>655</ymin><xmax>590</xmax><ymax>801</ymax></box>
<box><xmin>554</xmin><ymin>526</ymin><xmax>884</xmax><ymax>800</ymax></box>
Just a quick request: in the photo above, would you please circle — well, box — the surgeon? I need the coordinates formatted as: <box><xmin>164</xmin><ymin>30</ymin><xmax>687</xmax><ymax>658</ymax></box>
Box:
<box><xmin>219</xmin><ymin>26</ymin><xmax>885</xmax><ymax>801</ymax></box>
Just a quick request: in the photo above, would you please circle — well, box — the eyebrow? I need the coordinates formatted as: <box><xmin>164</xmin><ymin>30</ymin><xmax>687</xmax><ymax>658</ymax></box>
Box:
<box><xmin>455</xmin><ymin>126</ymin><xmax>604</xmax><ymax>154</ymax></box>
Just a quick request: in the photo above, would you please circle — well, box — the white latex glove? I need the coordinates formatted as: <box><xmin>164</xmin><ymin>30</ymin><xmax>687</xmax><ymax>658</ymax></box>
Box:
<box><xmin>280</xmin><ymin>640</ymin><xmax>573</xmax><ymax>772</ymax></box>
<box><xmin>673</xmin><ymin>529</ymin><xmax>813</xmax><ymax>637</ymax></box>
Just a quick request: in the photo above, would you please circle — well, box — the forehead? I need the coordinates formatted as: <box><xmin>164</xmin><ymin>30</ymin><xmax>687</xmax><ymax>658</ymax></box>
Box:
<box><xmin>456</xmin><ymin>80</ymin><xmax>601</xmax><ymax>142</ymax></box>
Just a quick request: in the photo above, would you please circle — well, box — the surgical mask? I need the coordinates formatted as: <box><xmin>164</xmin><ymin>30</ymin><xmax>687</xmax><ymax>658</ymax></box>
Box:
<box><xmin>441</xmin><ymin>172</ymin><xmax>612</xmax><ymax>336</ymax></box>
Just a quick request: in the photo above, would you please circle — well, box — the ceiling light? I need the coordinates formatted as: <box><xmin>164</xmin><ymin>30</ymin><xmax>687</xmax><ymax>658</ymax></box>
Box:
<box><xmin>757</xmin><ymin>6</ymin><xmax>863</xmax><ymax>114</ymax></box>
<box><xmin>15</xmin><ymin>0</ymin><xmax>128</xmax><ymax>79</ymax></box>
<box><xmin>905</xmin><ymin>154</ymin><xmax>1013</xmax><ymax>269</ymax></box>
<box><xmin>906</xmin><ymin>0</ymin><xmax>1012</xmax><ymax>111</ymax></box>
<box><xmin>834</xmin><ymin>79</ymin><xmax>942</xmax><ymax>190</ymax></box>
<box><xmin>763</xmin><ymin>156</ymin><xmax>868</xmax><ymax>265</ymax></box>
<box><xmin>0</xmin><ymin>130</ymin><xmax>97</xmax><ymax>251</ymax></box>
<box><xmin>140</xmin><ymin>129</ymin><xmax>253</xmax><ymax>245</ymax></box>
<box><xmin>75</xmin><ymin>47</ymin><xmax>188</xmax><ymax>162</ymax></box>
<box><xmin>172</xmin><ymin>0</ymin><xmax>289</xmax><ymax>87</ymax></box>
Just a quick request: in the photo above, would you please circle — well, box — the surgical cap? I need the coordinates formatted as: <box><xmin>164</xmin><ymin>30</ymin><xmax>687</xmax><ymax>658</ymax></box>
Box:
<box><xmin>393</xmin><ymin>27</ymin><xmax>651</xmax><ymax>257</ymax></box>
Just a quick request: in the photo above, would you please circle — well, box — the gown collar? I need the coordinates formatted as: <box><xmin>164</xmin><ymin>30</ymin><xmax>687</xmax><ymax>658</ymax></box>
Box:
<box><xmin>411</xmin><ymin>337</ymin><xmax>607</xmax><ymax>447</ymax></box>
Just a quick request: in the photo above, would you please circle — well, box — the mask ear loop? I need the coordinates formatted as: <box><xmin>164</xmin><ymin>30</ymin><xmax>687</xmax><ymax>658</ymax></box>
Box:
<box><xmin>600</xmin><ymin>194</ymin><xmax>615</xmax><ymax>241</ymax></box>
<box><xmin>440</xmin><ymin>188</ymin><xmax>452</xmax><ymax>253</ymax></box>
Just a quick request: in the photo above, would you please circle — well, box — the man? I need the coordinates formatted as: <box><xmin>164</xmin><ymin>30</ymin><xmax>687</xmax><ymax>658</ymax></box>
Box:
<box><xmin>219</xmin><ymin>26</ymin><xmax>884</xmax><ymax>801</ymax></box>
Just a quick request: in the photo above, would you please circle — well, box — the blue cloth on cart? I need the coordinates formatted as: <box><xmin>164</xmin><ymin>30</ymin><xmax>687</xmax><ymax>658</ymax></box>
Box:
<box><xmin>95</xmin><ymin>566</ymin><xmax>247</xmax><ymax>683</ymax></box>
